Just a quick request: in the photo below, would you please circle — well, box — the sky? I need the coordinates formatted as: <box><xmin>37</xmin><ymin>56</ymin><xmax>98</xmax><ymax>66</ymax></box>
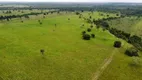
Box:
<box><xmin>0</xmin><ymin>0</ymin><xmax>142</xmax><ymax>3</ymax></box>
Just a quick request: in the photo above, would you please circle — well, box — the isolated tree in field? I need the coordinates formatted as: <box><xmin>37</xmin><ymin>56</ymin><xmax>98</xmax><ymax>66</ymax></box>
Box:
<box><xmin>38</xmin><ymin>20</ymin><xmax>40</xmax><ymax>22</ymax></box>
<box><xmin>82</xmin><ymin>34</ymin><xmax>91</xmax><ymax>40</ymax></box>
<box><xmin>43</xmin><ymin>13</ymin><xmax>46</xmax><ymax>15</ymax></box>
<box><xmin>68</xmin><ymin>18</ymin><xmax>70</xmax><ymax>20</ymax></box>
<box><xmin>91</xmin><ymin>34</ymin><xmax>95</xmax><ymax>38</ymax></box>
<box><xmin>114</xmin><ymin>41</ymin><xmax>121</xmax><ymax>48</ymax></box>
<box><xmin>40</xmin><ymin>49</ymin><xmax>45</xmax><ymax>55</ymax></box>
<box><xmin>40</xmin><ymin>22</ymin><xmax>42</xmax><ymax>25</ymax></box>
<box><xmin>79</xmin><ymin>15</ymin><xmax>81</xmax><ymax>18</ymax></box>
<box><xmin>82</xmin><ymin>31</ymin><xmax>86</xmax><ymax>35</ymax></box>
<box><xmin>90</xmin><ymin>25</ymin><xmax>93</xmax><ymax>28</ymax></box>
<box><xmin>107</xmin><ymin>15</ymin><xmax>109</xmax><ymax>17</ymax></box>
<box><xmin>116</xmin><ymin>13</ymin><xmax>119</xmax><ymax>16</ymax></box>
<box><xmin>82</xmin><ymin>24</ymin><xmax>84</xmax><ymax>26</ymax></box>
<box><xmin>125</xmin><ymin>47</ymin><xmax>139</xmax><ymax>57</ymax></box>
<box><xmin>51</xmin><ymin>12</ymin><xmax>53</xmax><ymax>14</ymax></box>
<box><xmin>55</xmin><ymin>24</ymin><xmax>57</xmax><ymax>27</ymax></box>
<box><xmin>87</xmin><ymin>28</ymin><xmax>91</xmax><ymax>32</ymax></box>
<box><xmin>76</xmin><ymin>12</ymin><xmax>80</xmax><ymax>15</ymax></box>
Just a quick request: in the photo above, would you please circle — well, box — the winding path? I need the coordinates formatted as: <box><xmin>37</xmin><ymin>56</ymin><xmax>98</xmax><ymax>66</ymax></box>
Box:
<box><xmin>92</xmin><ymin>48</ymin><xmax>118</xmax><ymax>80</ymax></box>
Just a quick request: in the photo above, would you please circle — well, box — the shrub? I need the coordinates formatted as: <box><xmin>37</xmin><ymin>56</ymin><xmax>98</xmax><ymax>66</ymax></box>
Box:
<box><xmin>76</xmin><ymin>12</ymin><xmax>80</xmax><ymax>15</ymax></box>
<box><xmin>87</xmin><ymin>28</ymin><xmax>91</xmax><ymax>32</ymax></box>
<box><xmin>125</xmin><ymin>47</ymin><xmax>139</xmax><ymax>57</ymax></box>
<box><xmin>82</xmin><ymin>34</ymin><xmax>91</xmax><ymax>40</ymax></box>
<box><xmin>113</xmin><ymin>41</ymin><xmax>121</xmax><ymax>48</ymax></box>
<box><xmin>38</xmin><ymin>20</ymin><xmax>40</xmax><ymax>22</ymax></box>
<box><xmin>40</xmin><ymin>49</ymin><xmax>45</xmax><ymax>55</ymax></box>
<box><xmin>91</xmin><ymin>34</ymin><xmax>95</xmax><ymax>38</ymax></box>
<box><xmin>40</xmin><ymin>22</ymin><xmax>42</xmax><ymax>25</ymax></box>
<box><xmin>55</xmin><ymin>24</ymin><xmax>57</xmax><ymax>27</ymax></box>
<box><xmin>90</xmin><ymin>25</ymin><xmax>93</xmax><ymax>28</ymax></box>
<box><xmin>103</xmin><ymin>28</ymin><xmax>106</xmax><ymax>31</ymax></box>
<box><xmin>68</xmin><ymin>18</ymin><xmax>70</xmax><ymax>20</ymax></box>
<box><xmin>82</xmin><ymin>31</ymin><xmax>86</xmax><ymax>35</ymax></box>
<box><xmin>82</xmin><ymin>24</ymin><xmax>84</xmax><ymax>26</ymax></box>
<box><xmin>128</xmin><ymin>35</ymin><xmax>141</xmax><ymax>44</ymax></box>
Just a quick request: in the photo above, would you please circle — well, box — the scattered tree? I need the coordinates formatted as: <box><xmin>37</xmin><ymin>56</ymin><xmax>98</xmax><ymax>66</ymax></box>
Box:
<box><xmin>114</xmin><ymin>41</ymin><xmax>122</xmax><ymax>48</ymax></box>
<box><xmin>40</xmin><ymin>49</ymin><xmax>45</xmax><ymax>55</ymax></box>
<box><xmin>82</xmin><ymin>31</ymin><xmax>86</xmax><ymax>35</ymax></box>
<box><xmin>87</xmin><ymin>28</ymin><xmax>91</xmax><ymax>32</ymax></box>
<box><xmin>125</xmin><ymin>47</ymin><xmax>139</xmax><ymax>57</ymax></box>
<box><xmin>91</xmin><ymin>34</ymin><xmax>95</xmax><ymax>38</ymax></box>
<box><xmin>82</xmin><ymin>34</ymin><xmax>91</xmax><ymax>40</ymax></box>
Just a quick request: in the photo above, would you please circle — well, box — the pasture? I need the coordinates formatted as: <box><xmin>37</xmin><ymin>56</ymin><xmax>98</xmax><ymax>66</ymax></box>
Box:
<box><xmin>0</xmin><ymin>11</ymin><xmax>141</xmax><ymax>80</ymax></box>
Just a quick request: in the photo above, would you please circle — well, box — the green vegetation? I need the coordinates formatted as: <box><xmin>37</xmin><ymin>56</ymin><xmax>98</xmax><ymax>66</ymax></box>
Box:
<box><xmin>0</xmin><ymin>11</ymin><xmax>125</xmax><ymax>80</ymax></box>
<box><xmin>0</xmin><ymin>3</ymin><xmax>141</xmax><ymax>80</ymax></box>
<box><xmin>125</xmin><ymin>47</ymin><xmax>139</xmax><ymax>57</ymax></box>
<box><xmin>107</xmin><ymin>17</ymin><xmax>142</xmax><ymax>37</ymax></box>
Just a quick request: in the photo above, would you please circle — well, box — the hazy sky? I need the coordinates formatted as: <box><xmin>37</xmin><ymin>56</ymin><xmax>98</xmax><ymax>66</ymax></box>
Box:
<box><xmin>0</xmin><ymin>0</ymin><xmax>142</xmax><ymax>2</ymax></box>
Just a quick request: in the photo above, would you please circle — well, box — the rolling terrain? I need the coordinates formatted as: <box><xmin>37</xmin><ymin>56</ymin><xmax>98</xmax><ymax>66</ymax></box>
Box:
<box><xmin>0</xmin><ymin>10</ymin><xmax>141</xmax><ymax>80</ymax></box>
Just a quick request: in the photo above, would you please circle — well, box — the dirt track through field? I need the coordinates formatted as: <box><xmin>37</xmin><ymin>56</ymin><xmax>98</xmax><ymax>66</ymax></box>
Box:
<box><xmin>92</xmin><ymin>48</ymin><xmax>118</xmax><ymax>80</ymax></box>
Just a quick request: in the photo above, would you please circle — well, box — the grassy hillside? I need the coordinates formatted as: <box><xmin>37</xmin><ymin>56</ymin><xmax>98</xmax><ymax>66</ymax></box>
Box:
<box><xmin>108</xmin><ymin>16</ymin><xmax>142</xmax><ymax>37</ymax></box>
<box><xmin>99</xmin><ymin>48</ymin><xmax>142</xmax><ymax>80</ymax></box>
<box><xmin>0</xmin><ymin>11</ymin><xmax>141</xmax><ymax>80</ymax></box>
<box><xmin>101</xmin><ymin>16</ymin><xmax>142</xmax><ymax>80</ymax></box>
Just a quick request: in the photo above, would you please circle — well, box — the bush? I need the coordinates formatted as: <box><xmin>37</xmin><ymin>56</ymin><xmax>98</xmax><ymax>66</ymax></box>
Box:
<box><xmin>125</xmin><ymin>47</ymin><xmax>139</xmax><ymax>57</ymax></box>
<box><xmin>79</xmin><ymin>16</ymin><xmax>81</xmax><ymax>18</ymax></box>
<box><xmin>91</xmin><ymin>34</ymin><xmax>95</xmax><ymax>38</ymax></box>
<box><xmin>82</xmin><ymin>31</ymin><xmax>86</xmax><ymax>35</ymax></box>
<box><xmin>40</xmin><ymin>22</ymin><xmax>42</xmax><ymax>25</ymax></box>
<box><xmin>40</xmin><ymin>49</ymin><xmax>45</xmax><ymax>55</ymax></box>
<box><xmin>90</xmin><ymin>25</ymin><xmax>93</xmax><ymax>28</ymax></box>
<box><xmin>87</xmin><ymin>28</ymin><xmax>91</xmax><ymax>32</ymax></box>
<box><xmin>76</xmin><ymin>12</ymin><xmax>80</xmax><ymax>15</ymax></box>
<box><xmin>82</xmin><ymin>34</ymin><xmax>91</xmax><ymax>40</ymax></box>
<box><xmin>113</xmin><ymin>41</ymin><xmax>121</xmax><ymax>48</ymax></box>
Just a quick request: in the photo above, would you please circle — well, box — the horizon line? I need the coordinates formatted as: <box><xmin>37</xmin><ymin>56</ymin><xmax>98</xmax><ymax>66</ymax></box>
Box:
<box><xmin>0</xmin><ymin>1</ymin><xmax>142</xmax><ymax>3</ymax></box>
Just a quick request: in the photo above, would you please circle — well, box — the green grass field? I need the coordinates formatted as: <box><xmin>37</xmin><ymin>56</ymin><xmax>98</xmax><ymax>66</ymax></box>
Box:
<box><xmin>0</xmin><ymin>11</ymin><xmax>141</xmax><ymax>80</ymax></box>
<box><xmin>107</xmin><ymin>16</ymin><xmax>142</xmax><ymax>37</ymax></box>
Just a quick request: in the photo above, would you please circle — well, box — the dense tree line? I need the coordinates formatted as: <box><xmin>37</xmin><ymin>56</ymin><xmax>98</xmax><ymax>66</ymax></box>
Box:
<box><xmin>109</xmin><ymin>28</ymin><xmax>142</xmax><ymax>51</ymax></box>
<box><xmin>0</xmin><ymin>11</ymin><xmax>57</xmax><ymax>21</ymax></box>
